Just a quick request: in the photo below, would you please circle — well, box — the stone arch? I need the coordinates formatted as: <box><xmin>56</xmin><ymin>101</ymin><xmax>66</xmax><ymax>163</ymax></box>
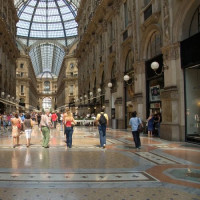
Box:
<box><xmin>140</xmin><ymin>24</ymin><xmax>162</xmax><ymax>60</ymax></box>
<box><xmin>172</xmin><ymin>0</ymin><xmax>200</xmax><ymax>42</ymax></box>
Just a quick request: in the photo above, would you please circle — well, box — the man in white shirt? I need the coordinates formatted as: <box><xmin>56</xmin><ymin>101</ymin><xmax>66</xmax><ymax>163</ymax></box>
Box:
<box><xmin>40</xmin><ymin>110</ymin><xmax>52</xmax><ymax>148</ymax></box>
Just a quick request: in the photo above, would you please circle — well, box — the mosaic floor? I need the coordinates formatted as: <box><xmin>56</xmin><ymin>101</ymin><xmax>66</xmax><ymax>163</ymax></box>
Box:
<box><xmin>0</xmin><ymin>125</ymin><xmax>199</xmax><ymax>200</ymax></box>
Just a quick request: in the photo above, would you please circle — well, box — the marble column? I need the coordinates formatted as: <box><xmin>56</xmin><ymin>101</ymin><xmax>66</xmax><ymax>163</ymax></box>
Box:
<box><xmin>160</xmin><ymin>43</ymin><xmax>185</xmax><ymax>141</ymax></box>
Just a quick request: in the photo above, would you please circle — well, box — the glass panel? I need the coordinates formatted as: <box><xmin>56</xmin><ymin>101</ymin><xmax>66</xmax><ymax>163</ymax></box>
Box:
<box><xmin>185</xmin><ymin>67</ymin><xmax>200</xmax><ymax>141</ymax></box>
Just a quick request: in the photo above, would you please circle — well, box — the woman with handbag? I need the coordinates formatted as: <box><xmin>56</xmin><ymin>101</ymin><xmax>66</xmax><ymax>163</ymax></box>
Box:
<box><xmin>129</xmin><ymin>111</ymin><xmax>143</xmax><ymax>150</ymax></box>
<box><xmin>11</xmin><ymin>113</ymin><xmax>21</xmax><ymax>148</ymax></box>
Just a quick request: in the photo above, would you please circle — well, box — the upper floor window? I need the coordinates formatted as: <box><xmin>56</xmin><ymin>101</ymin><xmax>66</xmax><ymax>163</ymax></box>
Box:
<box><xmin>70</xmin><ymin>63</ymin><xmax>74</xmax><ymax>69</ymax></box>
<box><xmin>147</xmin><ymin>31</ymin><xmax>162</xmax><ymax>59</ymax></box>
<box><xmin>125</xmin><ymin>51</ymin><xmax>133</xmax><ymax>73</ymax></box>
<box><xmin>20</xmin><ymin>72</ymin><xmax>24</xmax><ymax>77</ymax></box>
<box><xmin>124</xmin><ymin>2</ymin><xmax>129</xmax><ymax>28</ymax></box>
<box><xmin>70</xmin><ymin>85</ymin><xmax>74</xmax><ymax>95</ymax></box>
<box><xmin>144</xmin><ymin>0</ymin><xmax>151</xmax><ymax>6</ymax></box>
<box><xmin>20</xmin><ymin>63</ymin><xmax>24</xmax><ymax>69</ymax></box>
<box><xmin>109</xmin><ymin>21</ymin><xmax>113</xmax><ymax>43</ymax></box>
<box><xmin>44</xmin><ymin>81</ymin><xmax>50</xmax><ymax>91</ymax></box>
<box><xmin>144</xmin><ymin>0</ymin><xmax>152</xmax><ymax>21</ymax></box>
<box><xmin>21</xmin><ymin>85</ymin><xmax>24</xmax><ymax>94</ymax></box>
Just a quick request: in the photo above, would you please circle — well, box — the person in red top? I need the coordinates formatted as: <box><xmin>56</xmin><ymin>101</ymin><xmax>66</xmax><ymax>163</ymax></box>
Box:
<box><xmin>51</xmin><ymin>112</ymin><xmax>58</xmax><ymax>129</ymax></box>
<box><xmin>63</xmin><ymin>108</ymin><xmax>76</xmax><ymax>148</ymax></box>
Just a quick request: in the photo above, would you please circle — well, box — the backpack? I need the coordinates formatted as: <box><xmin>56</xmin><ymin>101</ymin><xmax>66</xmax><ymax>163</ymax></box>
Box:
<box><xmin>99</xmin><ymin>113</ymin><xmax>107</xmax><ymax>125</ymax></box>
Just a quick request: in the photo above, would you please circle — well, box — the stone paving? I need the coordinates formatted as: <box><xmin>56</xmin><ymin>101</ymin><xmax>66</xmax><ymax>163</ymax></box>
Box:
<box><xmin>0</xmin><ymin>125</ymin><xmax>199</xmax><ymax>200</ymax></box>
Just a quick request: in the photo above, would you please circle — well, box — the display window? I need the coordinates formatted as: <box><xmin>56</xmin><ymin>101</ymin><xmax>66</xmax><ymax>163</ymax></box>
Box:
<box><xmin>185</xmin><ymin>66</ymin><xmax>200</xmax><ymax>142</ymax></box>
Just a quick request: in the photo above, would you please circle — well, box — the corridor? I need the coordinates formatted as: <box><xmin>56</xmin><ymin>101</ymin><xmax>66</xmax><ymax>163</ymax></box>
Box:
<box><xmin>0</xmin><ymin>125</ymin><xmax>199</xmax><ymax>200</ymax></box>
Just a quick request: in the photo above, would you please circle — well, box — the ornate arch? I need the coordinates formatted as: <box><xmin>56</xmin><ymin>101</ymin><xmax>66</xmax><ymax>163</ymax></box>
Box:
<box><xmin>140</xmin><ymin>24</ymin><xmax>162</xmax><ymax>60</ymax></box>
<box><xmin>172</xmin><ymin>0</ymin><xmax>200</xmax><ymax>41</ymax></box>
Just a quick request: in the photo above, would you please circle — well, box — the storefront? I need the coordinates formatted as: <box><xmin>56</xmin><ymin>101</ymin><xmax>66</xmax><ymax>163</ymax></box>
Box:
<box><xmin>146</xmin><ymin>54</ymin><xmax>164</xmax><ymax>118</ymax></box>
<box><xmin>181</xmin><ymin>32</ymin><xmax>200</xmax><ymax>143</ymax></box>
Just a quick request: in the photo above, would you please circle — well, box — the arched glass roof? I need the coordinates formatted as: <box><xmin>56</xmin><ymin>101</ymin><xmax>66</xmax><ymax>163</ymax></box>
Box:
<box><xmin>15</xmin><ymin>0</ymin><xmax>80</xmax><ymax>46</ymax></box>
<box><xmin>29</xmin><ymin>42</ymin><xmax>65</xmax><ymax>76</ymax></box>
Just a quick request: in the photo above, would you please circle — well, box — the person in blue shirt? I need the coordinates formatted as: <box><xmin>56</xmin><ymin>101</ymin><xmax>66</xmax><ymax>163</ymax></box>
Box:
<box><xmin>129</xmin><ymin>111</ymin><xmax>143</xmax><ymax>150</ymax></box>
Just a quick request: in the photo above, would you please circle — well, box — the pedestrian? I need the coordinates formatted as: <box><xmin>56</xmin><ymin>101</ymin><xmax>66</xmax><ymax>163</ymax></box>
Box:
<box><xmin>129</xmin><ymin>111</ymin><xmax>143</xmax><ymax>150</ymax></box>
<box><xmin>40</xmin><ymin>110</ymin><xmax>52</xmax><ymax>148</ymax></box>
<box><xmin>2</xmin><ymin>112</ymin><xmax>8</xmax><ymax>133</ymax></box>
<box><xmin>51</xmin><ymin>112</ymin><xmax>58</xmax><ymax>129</ymax></box>
<box><xmin>11</xmin><ymin>113</ymin><xmax>21</xmax><ymax>148</ymax></box>
<box><xmin>63</xmin><ymin>108</ymin><xmax>76</xmax><ymax>148</ymax></box>
<box><xmin>24</xmin><ymin>113</ymin><xmax>34</xmax><ymax>147</ymax></box>
<box><xmin>154</xmin><ymin>112</ymin><xmax>162</xmax><ymax>137</ymax></box>
<box><xmin>95</xmin><ymin>107</ymin><xmax>109</xmax><ymax>148</ymax></box>
<box><xmin>36</xmin><ymin>112</ymin><xmax>41</xmax><ymax>126</ymax></box>
<box><xmin>147</xmin><ymin>113</ymin><xmax>154</xmax><ymax>137</ymax></box>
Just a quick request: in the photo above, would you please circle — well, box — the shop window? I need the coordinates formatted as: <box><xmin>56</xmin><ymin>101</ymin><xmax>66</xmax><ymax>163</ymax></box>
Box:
<box><xmin>185</xmin><ymin>67</ymin><xmax>200</xmax><ymax>142</ymax></box>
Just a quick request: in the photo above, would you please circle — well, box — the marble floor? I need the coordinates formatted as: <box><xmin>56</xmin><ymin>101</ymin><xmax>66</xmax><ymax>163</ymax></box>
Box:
<box><xmin>0</xmin><ymin>125</ymin><xmax>200</xmax><ymax>200</ymax></box>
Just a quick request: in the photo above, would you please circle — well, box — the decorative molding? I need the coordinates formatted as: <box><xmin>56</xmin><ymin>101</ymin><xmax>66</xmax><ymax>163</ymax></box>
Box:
<box><xmin>133</xmin><ymin>1</ymin><xmax>139</xmax><ymax>61</ymax></box>
<box><xmin>141</xmin><ymin>12</ymin><xmax>161</xmax><ymax>31</ymax></box>
<box><xmin>115</xmin><ymin>97</ymin><xmax>123</xmax><ymax>105</ymax></box>
<box><xmin>162</xmin><ymin>42</ymin><xmax>180</xmax><ymax>61</ymax></box>
<box><xmin>163</xmin><ymin>0</ymin><xmax>170</xmax><ymax>44</ymax></box>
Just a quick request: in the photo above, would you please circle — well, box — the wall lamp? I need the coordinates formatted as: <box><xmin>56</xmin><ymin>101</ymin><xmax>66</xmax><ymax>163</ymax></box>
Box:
<box><xmin>97</xmin><ymin>88</ymin><xmax>101</xmax><ymax>93</ymax></box>
<box><xmin>108</xmin><ymin>82</ymin><xmax>112</xmax><ymax>88</ymax></box>
<box><xmin>123</xmin><ymin>74</ymin><xmax>135</xmax><ymax>85</ymax></box>
<box><xmin>89</xmin><ymin>92</ymin><xmax>93</xmax><ymax>96</ymax></box>
<box><xmin>151</xmin><ymin>61</ymin><xmax>169</xmax><ymax>76</ymax></box>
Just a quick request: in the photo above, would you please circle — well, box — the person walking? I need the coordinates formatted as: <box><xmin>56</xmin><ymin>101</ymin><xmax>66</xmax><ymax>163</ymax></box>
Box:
<box><xmin>11</xmin><ymin>113</ymin><xmax>21</xmax><ymax>148</ymax></box>
<box><xmin>40</xmin><ymin>110</ymin><xmax>52</xmax><ymax>148</ymax></box>
<box><xmin>147</xmin><ymin>113</ymin><xmax>154</xmax><ymax>137</ymax></box>
<box><xmin>129</xmin><ymin>111</ymin><xmax>143</xmax><ymax>150</ymax></box>
<box><xmin>63</xmin><ymin>108</ymin><xmax>76</xmax><ymax>148</ymax></box>
<box><xmin>2</xmin><ymin>112</ymin><xmax>8</xmax><ymax>133</ymax></box>
<box><xmin>95</xmin><ymin>107</ymin><xmax>109</xmax><ymax>148</ymax></box>
<box><xmin>24</xmin><ymin>113</ymin><xmax>34</xmax><ymax>147</ymax></box>
<box><xmin>51</xmin><ymin>112</ymin><xmax>58</xmax><ymax>129</ymax></box>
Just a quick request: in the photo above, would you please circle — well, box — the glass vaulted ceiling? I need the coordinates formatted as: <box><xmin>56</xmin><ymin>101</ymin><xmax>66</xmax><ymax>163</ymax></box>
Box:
<box><xmin>14</xmin><ymin>0</ymin><xmax>80</xmax><ymax>77</ymax></box>
<box><xmin>29</xmin><ymin>42</ymin><xmax>65</xmax><ymax>77</ymax></box>
<box><xmin>15</xmin><ymin>0</ymin><xmax>79</xmax><ymax>46</ymax></box>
